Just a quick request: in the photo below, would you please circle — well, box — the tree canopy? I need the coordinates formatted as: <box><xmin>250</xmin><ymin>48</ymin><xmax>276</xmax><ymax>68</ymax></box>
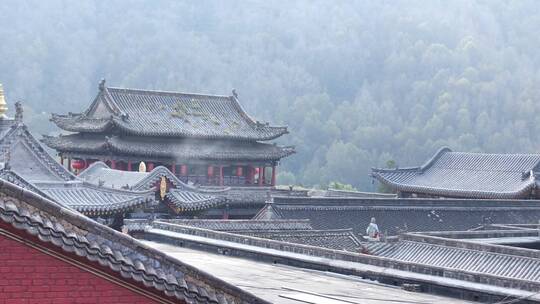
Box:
<box><xmin>1</xmin><ymin>0</ymin><xmax>540</xmax><ymax>190</ymax></box>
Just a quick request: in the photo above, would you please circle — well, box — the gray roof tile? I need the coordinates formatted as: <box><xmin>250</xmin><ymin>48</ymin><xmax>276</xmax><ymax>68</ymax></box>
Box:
<box><xmin>42</xmin><ymin>133</ymin><xmax>295</xmax><ymax>162</ymax></box>
<box><xmin>0</xmin><ymin>178</ymin><xmax>267</xmax><ymax>304</ymax></box>
<box><xmin>51</xmin><ymin>82</ymin><xmax>288</xmax><ymax>141</ymax></box>
<box><xmin>260</xmin><ymin>197</ymin><xmax>540</xmax><ymax>236</ymax></box>
<box><xmin>372</xmin><ymin>147</ymin><xmax>540</xmax><ymax>199</ymax></box>
<box><xmin>0</xmin><ymin>120</ymin><xmax>227</xmax><ymax>216</ymax></box>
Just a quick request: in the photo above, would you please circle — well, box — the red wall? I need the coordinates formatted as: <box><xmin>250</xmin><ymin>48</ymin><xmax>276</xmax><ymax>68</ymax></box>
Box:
<box><xmin>0</xmin><ymin>234</ymin><xmax>160</xmax><ymax>304</ymax></box>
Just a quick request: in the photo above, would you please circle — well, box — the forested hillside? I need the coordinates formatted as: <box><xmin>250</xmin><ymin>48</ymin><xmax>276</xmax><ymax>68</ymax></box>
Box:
<box><xmin>1</xmin><ymin>0</ymin><xmax>540</xmax><ymax>190</ymax></box>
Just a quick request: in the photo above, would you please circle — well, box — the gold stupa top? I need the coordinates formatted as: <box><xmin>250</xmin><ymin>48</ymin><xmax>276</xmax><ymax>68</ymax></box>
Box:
<box><xmin>0</xmin><ymin>84</ymin><xmax>7</xmax><ymax>117</ymax></box>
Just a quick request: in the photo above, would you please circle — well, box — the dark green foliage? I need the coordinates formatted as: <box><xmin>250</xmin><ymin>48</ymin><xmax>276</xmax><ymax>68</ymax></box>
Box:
<box><xmin>1</xmin><ymin>1</ymin><xmax>540</xmax><ymax>190</ymax></box>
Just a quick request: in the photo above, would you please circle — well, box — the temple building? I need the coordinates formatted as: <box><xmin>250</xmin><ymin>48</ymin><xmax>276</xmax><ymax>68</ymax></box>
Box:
<box><xmin>0</xmin><ymin>87</ymin><xmax>227</xmax><ymax>222</ymax></box>
<box><xmin>371</xmin><ymin>147</ymin><xmax>540</xmax><ymax>199</ymax></box>
<box><xmin>43</xmin><ymin>79</ymin><xmax>295</xmax><ymax>187</ymax></box>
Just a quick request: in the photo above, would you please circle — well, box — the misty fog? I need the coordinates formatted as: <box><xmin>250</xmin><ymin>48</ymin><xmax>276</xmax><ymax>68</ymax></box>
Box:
<box><xmin>1</xmin><ymin>0</ymin><xmax>539</xmax><ymax>190</ymax></box>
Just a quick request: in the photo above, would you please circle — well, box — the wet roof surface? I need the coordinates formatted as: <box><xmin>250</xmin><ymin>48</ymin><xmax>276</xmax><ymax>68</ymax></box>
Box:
<box><xmin>143</xmin><ymin>241</ymin><xmax>473</xmax><ymax>304</ymax></box>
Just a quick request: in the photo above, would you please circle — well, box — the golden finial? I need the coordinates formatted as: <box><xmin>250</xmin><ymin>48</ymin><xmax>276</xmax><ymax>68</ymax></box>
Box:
<box><xmin>0</xmin><ymin>84</ymin><xmax>8</xmax><ymax>118</ymax></box>
<box><xmin>139</xmin><ymin>161</ymin><xmax>147</xmax><ymax>172</ymax></box>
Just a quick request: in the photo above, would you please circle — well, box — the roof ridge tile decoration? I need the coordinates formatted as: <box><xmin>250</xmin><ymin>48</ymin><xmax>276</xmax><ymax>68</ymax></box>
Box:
<box><xmin>371</xmin><ymin>147</ymin><xmax>540</xmax><ymax>199</ymax></box>
<box><xmin>0</xmin><ymin>178</ymin><xmax>267</xmax><ymax>304</ymax></box>
<box><xmin>151</xmin><ymin>219</ymin><xmax>314</xmax><ymax>232</ymax></box>
<box><xmin>50</xmin><ymin>80</ymin><xmax>289</xmax><ymax>141</ymax></box>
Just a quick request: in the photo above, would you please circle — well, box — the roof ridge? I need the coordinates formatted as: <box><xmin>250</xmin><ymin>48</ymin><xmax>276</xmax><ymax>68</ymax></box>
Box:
<box><xmin>449</xmin><ymin>151</ymin><xmax>540</xmax><ymax>157</ymax></box>
<box><xmin>420</xmin><ymin>146</ymin><xmax>452</xmax><ymax>171</ymax></box>
<box><xmin>107</xmin><ymin>86</ymin><xmax>232</xmax><ymax>99</ymax></box>
<box><xmin>9</xmin><ymin>124</ymin><xmax>75</xmax><ymax>181</ymax></box>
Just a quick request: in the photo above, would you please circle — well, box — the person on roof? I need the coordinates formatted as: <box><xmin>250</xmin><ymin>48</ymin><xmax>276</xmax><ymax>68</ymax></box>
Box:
<box><xmin>366</xmin><ymin>217</ymin><xmax>380</xmax><ymax>239</ymax></box>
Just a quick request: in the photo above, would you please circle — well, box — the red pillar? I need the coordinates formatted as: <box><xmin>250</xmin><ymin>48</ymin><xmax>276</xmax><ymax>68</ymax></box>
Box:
<box><xmin>219</xmin><ymin>166</ymin><xmax>224</xmax><ymax>186</ymax></box>
<box><xmin>247</xmin><ymin>166</ymin><xmax>253</xmax><ymax>184</ymax></box>
<box><xmin>258</xmin><ymin>166</ymin><xmax>264</xmax><ymax>186</ymax></box>
<box><xmin>181</xmin><ymin>165</ymin><xmax>187</xmax><ymax>176</ymax></box>
<box><xmin>147</xmin><ymin>162</ymin><xmax>154</xmax><ymax>171</ymax></box>
<box><xmin>127</xmin><ymin>161</ymin><xmax>132</xmax><ymax>171</ymax></box>
<box><xmin>171</xmin><ymin>162</ymin><xmax>176</xmax><ymax>174</ymax></box>
<box><xmin>237</xmin><ymin>166</ymin><xmax>243</xmax><ymax>177</ymax></box>
<box><xmin>208</xmin><ymin>166</ymin><xmax>214</xmax><ymax>184</ymax></box>
<box><xmin>271</xmin><ymin>165</ymin><xmax>276</xmax><ymax>186</ymax></box>
<box><xmin>110</xmin><ymin>160</ymin><xmax>116</xmax><ymax>169</ymax></box>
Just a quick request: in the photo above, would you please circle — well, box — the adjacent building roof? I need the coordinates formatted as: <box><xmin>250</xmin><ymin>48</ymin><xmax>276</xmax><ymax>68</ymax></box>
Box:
<box><xmin>79</xmin><ymin>161</ymin><xmax>226</xmax><ymax>193</ymax></box>
<box><xmin>372</xmin><ymin>147</ymin><xmax>540</xmax><ymax>199</ymax></box>
<box><xmin>138</xmin><ymin>219</ymin><xmax>540</xmax><ymax>301</ymax></box>
<box><xmin>364</xmin><ymin>230</ymin><xmax>540</xmax><ymax>284</ymax></box>
<box><xmin>78</xmin><ymin>162</ymin><xmax>229</xmax><ymax>213</ymax></box>
<box><xmin>42</xmin><ymin>134</ymin><xmax>295</xmax><ymax>162</ymax></box>
<box><xmin>1</xmin><ymin>122</ymin><xmax>73</xmax><ymax>183</ymax></box>
<box><xmin>127</xmin><ymin>219</ymin><xmax>360</xmax><ymax>251</ymax></box>
<box><xmin>324</xmin><ymin>188</ymin><xmax>397</xmax><ymax>198</ymax></box>
<box><xmin>0</xmin><ymin>178</ymin><xmax>266</xmax><ymax>304</ymax></box>
<box><xmin>0</xmin><ymin>120</ymin><xmax>156</xmax><ymax>216</ymax></box>
<box><xmin>237</xmin><ymin>229</ymin><xmax>362</xmax><ymax>251</ymax></box>
<box><xmin>50</xmin><ymin>80</ymin><xmax>288</xmax><ymax>141</ymax></box>
<box><xmin>255</xmin><ymin>196</ymin><xmax>540</xmax><ymax>236</ymax></box>
<box><xmin>155</xmin><ymin>219</ymin><xmax>314</xmax><ymax>232</ymax></box>
<box><xmin>0</xmin><ymin>116</ymin><xmax>226</xmax><ymax>216</ymax></box>
<box><xmin>144</xmin><ymin>243</ymin><xmax>470</xmax><ymax>304</ymax></box>
<box><xmin>36</xmin><ymin>181</ymin><xmax>155</xmax><ymax>216</ymax></box>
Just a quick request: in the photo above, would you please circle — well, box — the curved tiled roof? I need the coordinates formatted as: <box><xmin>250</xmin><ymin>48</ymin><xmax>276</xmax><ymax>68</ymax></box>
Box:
<box><xmin>36</xmin><ymin>181</ymin><xmax>155</xmax><ymax>216</ymax></box>
<box><xmin>372</xmin><ymin>147</ymin><xmax>540</xmax><ymax>199</ymax></box>
<box><xmin>42</xmin><ymin>134</ymin><xmax>295</xmax><ymax>162</ymax></box>
<box><xmin>0</xmin><ymin>169</ymin><xmax>154</xmax><ymax>216</ymax></box>
<box><xmin>1</xmin><ymin>123</ymin><xmax>74</xmax><ymax>182</ymax></box>
<box><xmin>79</xmin><ymin>162</ymin><xmax>226</xmax><ymax>192</ymax></box>
<box><xmin>238</xmin><ymin>229</ymin><xmax>362</xmax><ymax>251</ymax></box>
<box><xmin>0</xmin><ymin>178</ymin><xmax>267</xmax><ymax>304</ymax></box>
<box><xmin>0</xmin><ymin>120</ymin><xmax>156</xmax><ymax>216</ymax></box>
<box><xmin>165</xmin><ymin>189</ymin><xmax>227</xmax><ymax>212</ymax></box>
<box><xmin>78</xmin><ymin>162</ymin><xmax>148</xmax><ymax>189</ymax></box>
<box><xmin>367</xmin><ymin>234</ymin><xmax>540</xmax><ymax>283</ymax></box>
<box><xmin>258</xmin><ymin>197</ymin><xmax>540</xmax><ymax>236</ymax></box>
<box><xmin>51</xmin><ymin>82</ymin><xmax>289</xmax><ymax>141</ymax></box>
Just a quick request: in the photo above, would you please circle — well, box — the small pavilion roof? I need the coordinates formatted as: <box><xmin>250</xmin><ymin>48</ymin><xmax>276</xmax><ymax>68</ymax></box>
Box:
<box><xmin>372</xmin><ymin>147</ymin><xmax>540</xmax><ymax>199</ymax></box>
<box><xmin>51</xmin><ymin>80</ymin><xmax>289</xmax><ymax>141</ymax></box>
